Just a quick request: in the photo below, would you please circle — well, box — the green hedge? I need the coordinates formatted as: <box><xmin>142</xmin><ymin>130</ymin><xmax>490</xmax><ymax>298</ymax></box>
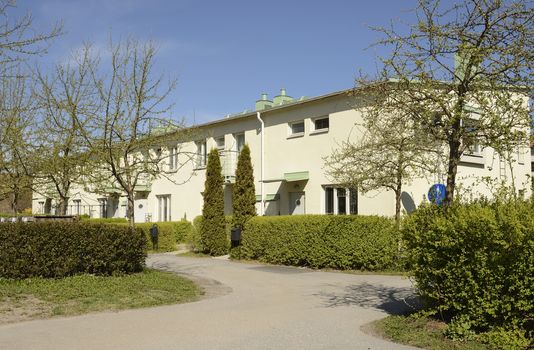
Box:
<box><xmin>402</xmin><ymin>200</ymin><xmax>534</xmax><ymax>339</ymax></box>
<box><xmin>0</xmin><ymin>222</ymin><xmax>146</xmax><ymax>279</ymax></box>
<box><xmin>81</xmin><ymin>217</ymin><xmax>129</xmax><ymax>224</ymax></box>
<box><xmin>230</xmin><ymin>215</ymin><xmax>401</xmax><ymax>271</ymax></box>
<box><xmin>187</xmin><ymin>216</ymin><xmax>232</xmax><ymax>253</ymax></box>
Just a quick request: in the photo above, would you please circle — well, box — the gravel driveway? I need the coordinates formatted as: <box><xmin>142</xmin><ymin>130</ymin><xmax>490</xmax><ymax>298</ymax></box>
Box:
<box><xmin>0</xmin><ymin>254</ymin><xmax>419</xmax><ymax>349</ymax></box>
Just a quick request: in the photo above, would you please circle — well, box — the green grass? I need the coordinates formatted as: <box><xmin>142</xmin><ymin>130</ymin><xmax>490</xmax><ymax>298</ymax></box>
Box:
<box><xmin>0</xmin><ymin>269</ymin><xmax>199</xmax><ymax>323</ymax></box>
<box><xmin>372</xmin><ymin>315</ymin><xmax>488</xmax><ymax>350</ymax></box>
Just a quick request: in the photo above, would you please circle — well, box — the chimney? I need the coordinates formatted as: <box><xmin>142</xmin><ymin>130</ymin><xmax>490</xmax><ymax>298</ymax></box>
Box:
<box><xmin>273</xmin><ymin>88</ymin><xmax>294</xmax><ymax>105</ymax></box>
<box><xmin>255</xmin><ymin>93</ymin><xmax>273</xmax><ymax>111</ymax></box>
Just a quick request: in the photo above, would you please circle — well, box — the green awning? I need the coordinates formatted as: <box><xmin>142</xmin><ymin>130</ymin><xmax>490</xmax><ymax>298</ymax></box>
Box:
<box><xmin>255</xmin><ymin>194</ymin><xmax>279</xmax><ymax>202</ymax></box>
<box><xmin>134</xmin><ymin>184</ymin><xmax>151</xmax><ymax>192</ymax></box>
<box><xmin>105</xmin><ymin>187</ymin><xmax>122</xmax><ymax>194</ymax></box>
<box><xmin>284</xmin><ymin>171</ymin><xmax>309</xmax><ymax>182</ymax></box>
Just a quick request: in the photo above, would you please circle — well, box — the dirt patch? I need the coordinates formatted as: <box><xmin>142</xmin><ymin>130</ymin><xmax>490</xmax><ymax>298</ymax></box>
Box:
<box><xmin>0</xmin><ymin>295</ymin><xmax>54</xmax><ymax>325</ymax></box>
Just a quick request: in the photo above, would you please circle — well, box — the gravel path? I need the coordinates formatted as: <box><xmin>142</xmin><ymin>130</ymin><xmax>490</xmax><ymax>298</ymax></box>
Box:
<box><xmin>0</xmin><ymin>254</ymin><xmax>419</xmax><ymax>349</ymax></box>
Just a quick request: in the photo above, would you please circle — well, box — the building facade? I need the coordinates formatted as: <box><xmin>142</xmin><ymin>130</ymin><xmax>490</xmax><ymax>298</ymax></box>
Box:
<box><xmin>32</xmin><ymin>88</ymin><xmax>532</xmax><ymax>222</ymax></box>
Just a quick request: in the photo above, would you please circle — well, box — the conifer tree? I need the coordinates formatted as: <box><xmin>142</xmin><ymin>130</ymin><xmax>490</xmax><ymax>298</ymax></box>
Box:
<box><xmin>232</xmin><ymin>144</ymin><xmax>257</xmax><ymax>228</ymax></box>
<box><xmin>200</xmin><ymin>148</ymin><xmax>227</xmax><ymax>255</ymax></box>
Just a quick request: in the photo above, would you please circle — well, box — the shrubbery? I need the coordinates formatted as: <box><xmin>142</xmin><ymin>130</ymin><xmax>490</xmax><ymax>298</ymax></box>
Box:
<box><xmin>187</xmin><ymin>215</ymin><xmax>232</xmax><ymax>253</ymax></box>
<box><xmin>230</xmin><ymin>215</ymin><xmax>401</xmax><ymax>271</ymax></box>
<box><xmin>0</xmin><ymin>222</ymin><xmax>146</xmax><ymax>278</ymax></box>
<box><xmin>402</xmin><ymin>199</ymin><xmax>534</xmax><ymax>343</ymax></box>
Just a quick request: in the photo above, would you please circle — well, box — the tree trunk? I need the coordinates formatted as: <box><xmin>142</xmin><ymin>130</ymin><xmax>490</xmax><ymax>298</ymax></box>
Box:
<box><xmin>127</xmin><ymin>192</ymin><xmax>135</xmax><ymax>228</ymax></box>
<box><xmin>57</xmin><ymin>196</ymin><xmax>69</xmax><ymax>215</ymax></box>
<box><xmin>394</xmin><ymin>188</ymin><xmax>402</xmax><ymax>227</ymax></box>
<box><xmin>445</xmin><ymin>137</ymin><xmax>461</xmax><ymax>208</ymax></box>
<box><xmin>10</xmin><ymin>190</ymin><xmax>19</xmax><ymax>214</ymax></box>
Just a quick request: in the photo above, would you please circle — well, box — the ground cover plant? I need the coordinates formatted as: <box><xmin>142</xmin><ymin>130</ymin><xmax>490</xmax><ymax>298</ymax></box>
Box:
<box><xmin>0</xmin><ymin>269</ymin><xmax>199</xmax><ymax>324</ymax></box>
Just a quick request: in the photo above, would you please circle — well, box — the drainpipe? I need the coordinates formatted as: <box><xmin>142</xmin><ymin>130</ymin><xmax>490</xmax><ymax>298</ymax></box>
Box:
<box><xmin>256</xmin><ymin>111</ymin><xmax>265</xmax><ymax>215</ymax></box>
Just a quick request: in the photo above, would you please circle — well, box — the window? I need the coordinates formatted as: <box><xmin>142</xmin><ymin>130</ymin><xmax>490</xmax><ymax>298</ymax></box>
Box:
<box><xmin>289</xmin><ymin>121</ymin><xmax>305</xmax><ymax>136</ymax></box>
<box><xmin>38</xmin><ymin>201</ymin><xmax>44</xmax><ymax>214</ymax></box>
<box><xmin>157</xmin><ymin>195</ymin><xmax>171</xmax><ymax>222</ymax></box>
<box><xmin>517</xmin><ymin>146</ymin><xmax>525</xmax><ymax>164</ymax></box>
<box><xmin>168</xmin><ymin>146</ymin><xmax>179</xmax><ymax>170</ymax></box>
<box><xmin>196</xmin><ymin>140</ymin><xmax>207</xmax><ymax>168</ymax></box>
<box><xmin>466</xmin><ymin>143</ymin><xmax>482</xmax><ymax>156</ymax></box>
<box><xmin>314</xmin><ymin>117</ymin><xmax>329</xmax><ymax>131</ymax></box>
<box><xmin>324</xmin><ymin>186</ymin><xmax>358</xmax><ymax>215</ymax></box>
<box><xmin>98</xmin><ymin>198</ymin><xmax>108</xmax><ymax>218</ymax></box>
<box><xmin>73</xmin><ymin>199</ymin><xmax>81</xmax><ymax>215</ymax></box>
<box><xmin>235</xmin><ymin>133</ymin><xmax>245</xmax><ymax>152</ymax></box>
<box><xmin>215</xmin><ymin>137</ymin><xmax>225</xmax><ymax>151</ymax></box>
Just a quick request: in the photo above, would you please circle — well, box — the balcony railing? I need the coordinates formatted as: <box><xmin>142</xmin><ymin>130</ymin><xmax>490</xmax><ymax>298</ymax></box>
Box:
<box><xmin>220</xmin><ymin>150</ymin><xmax>239</xmax><ymax>183</ymax></box>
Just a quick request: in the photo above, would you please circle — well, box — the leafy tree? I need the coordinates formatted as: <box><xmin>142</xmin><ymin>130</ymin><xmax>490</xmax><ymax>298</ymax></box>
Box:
<box><xmin>326</xmin><ymin>111</ymin><xmax>436</xmax><ymax>224</ymax></box>
<box><xmin>32</xmin><ymin>48</ymin><xmax>97</xmax><ymax>215</ymax></box>
<box><xmin>200</xmin><ymin>148</ymin><xmax>227</xmax><ymax>255</ymax></box>
<box><xmin>363</xmin><ymin>0</ymin><xmax>533</xmax><ymax>206</ymax></box>
<box><xmin>0</xmin><ymin>72</ymin><xmax>35</xmax><ymax>213</ymax></box>
<box><xmin>77</xmin><ymin>39</ymin><xmax>189</xmax><ymax>226</ymax></box>
<box><xmin>232</xmin><ymin>144</ymin><xmax>256</xmax><ymax>228</ymax></box>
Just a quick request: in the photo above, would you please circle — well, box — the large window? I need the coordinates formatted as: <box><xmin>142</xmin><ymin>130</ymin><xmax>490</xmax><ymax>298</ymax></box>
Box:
<box><xmin>98</xmin><ymin>198</ymin><xmax>108</xmax><ymax>218</ymax></box>
<box><xmin>324</xmin><ymin>186</ymin><xmax>357</xmax><ymax>215</ymax></box>
<box><xmin>157</xmin><ymin>195</ymin><xmax>171</xmax><ymax>222</ymax></box>
<box><xmin>196</xmin><ymin>140</ymin><xmax>207</xmax><ymax>168</ymax></box>
<box><xmin>215</xmin><ymin>136</ymin><xmax>225</xmax><ymax>151</ymax></box>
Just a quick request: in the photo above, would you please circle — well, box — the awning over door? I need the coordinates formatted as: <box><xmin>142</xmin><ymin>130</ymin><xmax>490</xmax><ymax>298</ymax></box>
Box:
<box><xmin>283</xmin><ymin>171</ymin><xmax>309</xmax><ymax>182</ymax></box>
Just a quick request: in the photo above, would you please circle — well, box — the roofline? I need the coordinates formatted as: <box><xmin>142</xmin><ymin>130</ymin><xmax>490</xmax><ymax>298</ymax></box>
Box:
<box><xmin>192</xmin><ymin>87</ymin><xmax>355</xmax><ymax>129</ymax></box>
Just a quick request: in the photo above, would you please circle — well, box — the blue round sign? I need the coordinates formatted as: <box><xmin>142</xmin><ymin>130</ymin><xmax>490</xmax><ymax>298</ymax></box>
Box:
<box><xmin>428</xmin><ymin>184</ymin><xmax>446</xmax><ymax>205</ymax></box>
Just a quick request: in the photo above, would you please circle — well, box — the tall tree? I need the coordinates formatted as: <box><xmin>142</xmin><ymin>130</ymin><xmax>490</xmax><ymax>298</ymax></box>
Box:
<box><xmin>33</xmin><ymin>48</ymin><xmax>97</xmax><ymax>215</ymax></box>
<box><xmin>0</xmin><ymin>72</ymin><xmax>35</xmax><ymax>213</ymax></box>
<box><xmin>326</xmin><ymin>109</ymin><xmax>436</xmax><ymax>224</ymax></box>
<box><xmin>232</xmin><ymin>144</ymin><xmax>256</xmax><ymax>228</ymax></box>
<box><xmin>201</xmin><ymin>148</ymin><xmax>227</xmax><ymax>256</ymax></box>
<box><xmin>80</xmin><ymin>39</ymin><xmax>189</xmax><ymax>226</ymax></box>
<box><xmin>364</xmin><ymin>0</ymin><xmax>533</xmax><ymax>206</ymax></box>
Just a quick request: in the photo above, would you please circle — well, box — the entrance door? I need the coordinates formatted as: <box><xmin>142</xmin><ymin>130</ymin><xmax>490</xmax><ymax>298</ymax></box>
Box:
<box><xmin>289</xmin><ymin>192</ymin><xmax>305</xmax><ymax>215</ymax></box>
<box><xmin>134</xmin><ymin>199</ymin><xmax>147</xmax><ymax>223</ymax></box>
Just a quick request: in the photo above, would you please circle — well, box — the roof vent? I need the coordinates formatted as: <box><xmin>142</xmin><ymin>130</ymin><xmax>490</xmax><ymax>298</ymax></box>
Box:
<box><xmin>273</xmin><ymin>88</ymin><xmax>294</xmax><ymax>105</ymax></box>
<box><xmin>255</xmin><ymin>93</ymin><xmax>273</xmax><ymax>111</ymax></box>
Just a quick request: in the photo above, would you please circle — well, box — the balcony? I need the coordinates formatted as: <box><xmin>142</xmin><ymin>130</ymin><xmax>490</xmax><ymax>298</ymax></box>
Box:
<box><xmin>220</xmin><ymin>150</ymin><xmax>239</xmax><ymax>184</ymax></box>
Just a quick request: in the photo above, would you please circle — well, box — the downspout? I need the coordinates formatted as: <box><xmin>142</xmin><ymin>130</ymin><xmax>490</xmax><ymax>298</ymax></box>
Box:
<box><xmin>256</xmin><ymin>111</ymin><xmax>265</xmax><ymax>215</ymax></box>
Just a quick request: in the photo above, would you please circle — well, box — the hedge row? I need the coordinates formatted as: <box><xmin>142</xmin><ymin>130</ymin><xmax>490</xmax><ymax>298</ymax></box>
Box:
<box><xmin>230</xmin><ymin>215</ymin><xmax>401</xmax><ymax>271</ymax></box>
<box><xmin>0</xmin><ymin>222</ymin><xmax>146</xmax><ymax>279</ymax></box>
<box><xmin>402</xmin><ymin>200</ymin><xmax>534</xmax><ymax>339</ymax></box>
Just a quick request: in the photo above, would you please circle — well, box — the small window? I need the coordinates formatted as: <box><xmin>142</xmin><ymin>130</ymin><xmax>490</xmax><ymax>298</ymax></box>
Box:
<box><xmin>235</xmin><ymin>133</ymin><xmax>245</xmax><ymax>152</ymax></box>
<box><xmin>325</xmin><ymin>187</ymin><xmax>334</xmax><ymax>214</ymax></box>
<box><xmin>290</xmin><ymin>121</ymin><xmax>304</xmax><ymax>136</ymax></box>
<box><xmin>517</xmin><ymin>146</ymin><xmax>524</xmax><ymax>164</ymax></box>
<box><xmin>314</xmin><ymin>117</ymin><xmax>329</xmax><ymax>131</ymax></box>
<box><xmin>349</xmin><ymin>188</ymin><xmax>358</xmax><ymax>215</ymax></box>
<box><xmin>168</xmin><ymin>146</ymin><xmax>179</xmax><ymax>170</ymax></box>
<box><xmin>337</xmin><ymin>188</ymin><xmax>346</xmax><ymax>215</ymax></box>
<box><xmin>215</xmin><ymin>137</ymin><xmax>225</xmax><ymax>151</ymax></box>
<box><xmin>466</xmin><ymin>143</ymin><xmax>482</xmax><ymax>156</ymax></box>
<box><xmin>196</xmin><ymin>140</ymin><xmax>207</xmax><ymax>168</ymax></box>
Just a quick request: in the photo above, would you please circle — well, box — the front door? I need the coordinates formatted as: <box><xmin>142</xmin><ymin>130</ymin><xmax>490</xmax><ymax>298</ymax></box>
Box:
<box><xmin>289</xmin><ymin>192</ymin><xmax>305</xmax><ymax>215</ymax></box>
<box><xmin>134</xmin><ymin>199</ymin><xmax>147</xmax><ymax>223</ymax></box>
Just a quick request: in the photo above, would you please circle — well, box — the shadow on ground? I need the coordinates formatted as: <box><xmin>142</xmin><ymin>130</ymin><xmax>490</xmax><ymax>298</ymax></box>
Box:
<box><xmin>316</xmin><ymin>282</ymin><xmax>420</xmax><ymax>315</ymax></box>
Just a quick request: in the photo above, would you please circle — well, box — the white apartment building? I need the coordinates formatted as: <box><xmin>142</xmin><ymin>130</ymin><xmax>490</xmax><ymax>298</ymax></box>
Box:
<box><xmin>32</xmin><ymin>88</ymin><xmax>532</xmax><ymax>222</ymax></box>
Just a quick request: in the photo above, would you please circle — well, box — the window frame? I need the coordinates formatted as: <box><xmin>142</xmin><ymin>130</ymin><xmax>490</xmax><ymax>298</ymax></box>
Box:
<box><xmin>288</xmin><ymin>120</ymin><xmax>305</xmax><ymax>138</ymax></box>
<box><xmin>234</xmin><ymin>133</ymin><xmax>245</xmax><ymax>153</ymax></box>
<box><xmin>195</xmin><ymin>140</ymin><xmax>207</xmax><ymax>169</ymax></box>
<box><xmin>323</xmin><ymin>186</ymin><xmax>358</xmax><ymax>215</ymax></box>
<box><xmin>311</xmin><ymin>116</ymin><xmax>329</xmax><ymax>134</ymax></box>
<box><xmin>157</xmin><ymin>195</ymin><xmax>172</xmax><ymax>222</ymax></box>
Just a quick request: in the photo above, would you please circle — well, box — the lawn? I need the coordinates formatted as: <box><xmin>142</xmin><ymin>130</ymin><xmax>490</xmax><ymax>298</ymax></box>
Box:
<box><xmin>0</xmin><ymin>269</ymin><xmax>199</xmax><ymax>324</ymax></box>
<box><xmin>371</xmin><ymin>315</ymin><xmax>489</xmax><ymax>350</ymax></box>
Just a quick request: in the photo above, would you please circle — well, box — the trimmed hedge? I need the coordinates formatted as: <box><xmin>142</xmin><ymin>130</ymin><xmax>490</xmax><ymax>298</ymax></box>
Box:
<box><xmin>134</xmin><ymin>222</ymin><xmax>178</xmax><ymax>252</ymax></box>
<box><xmin>188</xmin><ymin>216</ymin><xmax>232</xmax><ymax>253</ymax></box>
<box><xmin>82</xmin><ymin>217</ymin><xmax>129</xmax><ymax>224</ymax></box>
<box><xmin>0</xmin><ymin>222</ymin><xmax>146</xmax><ymax>279</ymax></box>
<box><xmin>402</xmin><ymin>200</ymin><xmax>534</xmax><ymax>339</ymax></box>
<box><xmin>230</xmin><ymin>215</ymin><xmax>401</xmax><ymax>271</ymax></box>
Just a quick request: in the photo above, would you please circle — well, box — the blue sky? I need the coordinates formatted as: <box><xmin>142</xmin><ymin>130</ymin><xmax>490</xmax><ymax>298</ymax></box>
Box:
<box><xmin>16</xmin><ymin>0</ymin><xmax>418</xmax><ymax>124</ymax></box>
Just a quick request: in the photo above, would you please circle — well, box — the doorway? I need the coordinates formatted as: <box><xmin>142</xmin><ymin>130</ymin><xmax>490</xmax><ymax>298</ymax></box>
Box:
<box><xmin>289</xmin><ymin>192</ymin><xmax>305</xmax><ymax>215</ymax></box>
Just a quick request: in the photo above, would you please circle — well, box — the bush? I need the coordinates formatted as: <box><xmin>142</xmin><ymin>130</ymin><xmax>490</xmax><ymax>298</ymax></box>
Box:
<box><xmin>0</xmin><ymin>222</ymin><xmax>146</xmax><ymax>279</ymax></box>
<box><xmin>188</xmin><ymin>216</ymin><xmax>232</xmax><ymax>253</ymax></box>
<box><xmin>173</xmin><ymin>220</ymin><xmax>194</xmax><ymax>243</ymax></box>
<box><xmin>230</xmin><ymin>215</ymin><xmax>401</xmax><ymax>271</ymax></box>
<box><xmin>82</xmin><ymin>217</ymin><xmax>128</xmax><ymax>223</ymax></box>
<box><xmin>402</xmin><ymin>200</ymin><xmax>534</xmax><ymax>340</ymax></box>
<box><xmin>134</xmin><ymin>222</ymin><xmax>178</xmax><ymax>252</ymax></box>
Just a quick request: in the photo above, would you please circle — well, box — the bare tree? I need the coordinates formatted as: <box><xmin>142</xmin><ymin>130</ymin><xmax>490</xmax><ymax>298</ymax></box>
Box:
<box><xmin>363</xmin><ymin>0</ymin><xmax>533</xmax><ymax>207</ymax></box>
<box><xmin>32</xmin><ymin>47</ymin><xmax>98</xmax><ymax>215</ymax></box>
<box><xmin>84</xmin><ymin>39</ymin><xmax>193</xmax><ymax>226</ymax></box>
